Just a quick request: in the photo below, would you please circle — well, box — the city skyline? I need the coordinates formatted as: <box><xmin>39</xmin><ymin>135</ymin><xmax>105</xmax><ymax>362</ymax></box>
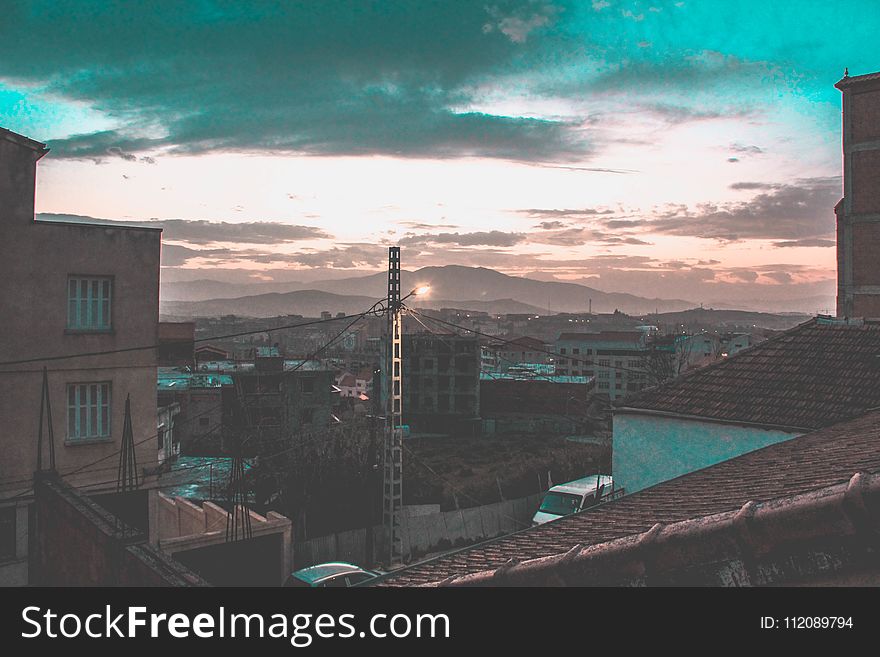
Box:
<box><xmin>2</xmin><ymin>2</ymin><xmax>879</xmax><ymax>305</ymax></box>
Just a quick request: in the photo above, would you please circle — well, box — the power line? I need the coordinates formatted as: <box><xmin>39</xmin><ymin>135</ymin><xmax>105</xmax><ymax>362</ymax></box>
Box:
<box><xmin>0</xmin><ymin>310</ymin><xmax>378</xmax><ymax>368</ymax></box>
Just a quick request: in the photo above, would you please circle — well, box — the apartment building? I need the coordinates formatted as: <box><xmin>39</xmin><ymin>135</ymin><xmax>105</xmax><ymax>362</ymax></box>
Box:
<box><xmin>401</xmin><ymin>332</ymin><xmax>481</xmax><ymax>435</ymax></box>
<box><xmin>554</xmin><ymin>331</ymin><xmax>648</xmax><ymax>401</ymax></box>
<box><xmin>0</xmin><ymin>127</ymin><xmax>162</xmax><ymax>585</ymax></box>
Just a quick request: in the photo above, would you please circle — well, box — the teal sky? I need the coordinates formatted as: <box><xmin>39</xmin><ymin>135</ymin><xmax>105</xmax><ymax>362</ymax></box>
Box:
<box><xmin>1</xmin><ymin>1</ymin><xmax>878</xmax><ymax>307</ymax></box>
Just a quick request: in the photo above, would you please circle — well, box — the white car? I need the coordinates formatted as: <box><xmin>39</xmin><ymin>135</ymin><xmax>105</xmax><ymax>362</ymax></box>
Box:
<box><xmin>532</xmin><ymin>475</ymin><xmax>615</xmax><ymax>525</ymax></box>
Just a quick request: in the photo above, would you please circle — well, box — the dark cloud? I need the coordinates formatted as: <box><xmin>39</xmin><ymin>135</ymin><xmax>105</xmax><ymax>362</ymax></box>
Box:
<box><xmin>3</xmin><ymin>2</ymin><xmax>594</xmax><ymax>163</ymax></box>
<box><xmin>773</xmin><ymin>238</ymin><xmax>836</xmax><ymax>248</ymax></box>
<box><xmin>647</xmin><ymin>177</ymin><xmax>841</xmax><ymax>241</ymax></box>
<box><xmin>37</xmin><ymin>213</ymin><xmax>330</xmax><ymax>244</ymax></box>
<box><xmin>534</xmin><ymin>221</ymin><xmax>567</xmax><ymax>229</ymax></box>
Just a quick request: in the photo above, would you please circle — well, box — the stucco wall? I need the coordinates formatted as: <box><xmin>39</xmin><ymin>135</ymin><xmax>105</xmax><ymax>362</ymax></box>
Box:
<box><xmin>612</xmin><ymin>412</ymin><xmax>800</xmax><ymax>494</ymax></box>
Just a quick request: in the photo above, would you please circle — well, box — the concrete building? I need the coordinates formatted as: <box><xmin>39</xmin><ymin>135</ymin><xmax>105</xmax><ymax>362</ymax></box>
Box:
<box><xmin>836</xmin><ymin>70</ymin><xmax>880</xmax><ymax>317</ymax></box>
<box><xmin>554</xmin><ymin>331</ymin><xmax>648</xmax><ymax>401</ymax></box>
<box><xmin>0</xmin><ymin>127</ymin><xmax>162</xmax><ymax>585</ymax></box>
<box><xmin>157</xmin><ymin>369</ymin><xmax>233</xmax><ymax>454</ymax></box>
<box><xmin>401</xmin><ymin>332</ymin><xmax>481</xmax><ymax>435</ymax></box>
<box><xmin>157</xmin><ymin>402</ymin><xmax>181</xmax><ymax>465</ymax></box>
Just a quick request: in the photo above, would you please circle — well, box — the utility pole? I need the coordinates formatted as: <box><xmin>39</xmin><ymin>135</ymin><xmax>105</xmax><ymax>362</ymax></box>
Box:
<box><xmin>383</xmin><ymin>246</ymin><xmax>404</xmax><ymax>566</ymax></box>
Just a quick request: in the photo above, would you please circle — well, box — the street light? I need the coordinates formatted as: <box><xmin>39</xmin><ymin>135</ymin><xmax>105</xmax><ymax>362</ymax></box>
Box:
<box><xmin>402</xmin><ymin>285</ymin><xmax>431</xmax><ymax>301</ymax></box>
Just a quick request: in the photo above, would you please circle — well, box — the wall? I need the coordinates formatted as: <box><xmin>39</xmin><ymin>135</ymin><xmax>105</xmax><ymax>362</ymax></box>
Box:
<box><xmin>293</xmin><ymin>494</ymin><xmax>542</xmax><ymax>569</ymax></box>
<box><xmin>612</xmin><ymin>412</ymin><xmax>800</xmax><ymax>494</ymax></box>
<box><xmin>30</xmin><ymin>473</ymin><xmax>205</xmax><ymax>586</ymax></box>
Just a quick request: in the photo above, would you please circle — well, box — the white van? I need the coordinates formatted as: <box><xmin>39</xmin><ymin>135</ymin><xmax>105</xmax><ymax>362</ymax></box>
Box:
<box><xmin>532</xmin><ymin>475</ymin><xmax>615</xmax><ymax>525</ymax></box>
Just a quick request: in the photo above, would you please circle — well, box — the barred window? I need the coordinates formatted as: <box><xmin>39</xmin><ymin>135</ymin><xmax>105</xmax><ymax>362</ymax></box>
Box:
<box><xmin>67</xmin><ymin>382</ymin><xmax>111</xmax><ymax>440</ymax></box>
<box><xmin>67</xmin><ymin>277</ymin><xmax>112</xmax><ymax>330</ymax></box>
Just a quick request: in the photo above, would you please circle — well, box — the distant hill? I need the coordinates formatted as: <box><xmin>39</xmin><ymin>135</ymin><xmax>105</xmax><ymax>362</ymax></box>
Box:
<box><xmin>161</xmin><ymin>265</ymin><xmax>696</xmax><ymax>315</ymax></box>
<box><xmin>648</xmin><ymin>307</ymin><xmax>812</xmax><ymax>331</ymax></box>
<box><xmin>160</xmin><ymin>289</ymin><xmax>548</xmax><ymax>318</ymax></box>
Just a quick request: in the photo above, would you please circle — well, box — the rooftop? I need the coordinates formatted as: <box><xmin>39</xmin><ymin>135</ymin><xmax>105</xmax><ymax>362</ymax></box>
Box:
<box><xmin>835</xmin><ymin>69</ymin><xmax>880</xmax><ymax>89</ymax></box>
<box><xmin>375</xmin><ymin>408</ymin><xmax>880</xmax><ymax>586</ymax></box>
<box><xmin>0</xmin><ymin>126</ymin><xmax>47</xmax><ymax>154</ymax></box>
<box><xmin>618</xmin><ymin>317</ymin><xmax>880</xmax><ymax>431</ymax></box>
<box><xmin>557</xmin><ymin>331</ymin><xmax>646</xmax><ymax>344</ymax></box>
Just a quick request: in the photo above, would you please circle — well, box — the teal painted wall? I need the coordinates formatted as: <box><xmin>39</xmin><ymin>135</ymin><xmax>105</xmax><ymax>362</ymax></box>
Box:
<box><xmin>613</xmin><ymin>413</ymin><xmax>801</xmax><ymax>495</ymax></box>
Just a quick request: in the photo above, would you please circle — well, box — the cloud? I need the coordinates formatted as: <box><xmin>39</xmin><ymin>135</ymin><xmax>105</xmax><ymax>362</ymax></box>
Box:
<box><xmin>646</xmin><ymin>177</ymin><xmax>841</xmax><ymax>241</ymax></box>
<box><xmin>517</xmin><ymin>207</ymin><xmax>616</xmax><ymax>219</ymax></box>
<box><xmin>534</xmin><ymin>221</ymin><xmax>567</xmax><ymax>229</ymax></box>
<box><xmin>772</xmin><ymin>238</ymin><xmax>836</xmax><ymax>248</ymax></box>
<box><xmin>398</xmin><ymin>230</ymin><xmax>526</xmax><ymax>247</ymax></box>
<box><xmin>2</xmin><ymin>3</ymin><xmax>595</xmax><ymax>164</ymax></box>
<box><xmin>37</xmin><ymin>213</ymin><xmax>331</xmax><ymax>244</ymax></box>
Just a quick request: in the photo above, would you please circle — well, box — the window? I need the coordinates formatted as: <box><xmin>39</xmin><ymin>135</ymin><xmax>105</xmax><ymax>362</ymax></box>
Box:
<box><xmin>300</xmin><ymin>408</ymin><xmax>315</xmax><ymax>425</ymax></box>
<box><xmin>598</xmin><ymin>382</ymin><xmax>609</xmax><ymax>390</ymax></box>
<box><xmin>559</xmin><ymin>348</ymin><xmax>567</xmax><ymax>354</ymax></box>
<box><xmin>199</xmin><ymin>417</ymin><xmax>210</xmax><ymax>427</ymax></box>
<box><xmin>598</xmin><ymin>359</ymin><xmax>610</xmax><ymax>367</ymax></box>
<box><xmin>0</xmin><ymin>507</ymin><xmax>15</xmax><ymax>562</ymax></box>
<box><xmin>573</xmin><ymin>348</ymin><xmax>580</xmax><ymax>355</ymax></box>
<box><xmin>67</xmin><ymin>277</ymin><xmax>112</xmax><ymax>330</ymax></box>
<box><xmin>67</xmin><ymin>382</ymin><xmax>111</xmax><ymax>440</ymax></box>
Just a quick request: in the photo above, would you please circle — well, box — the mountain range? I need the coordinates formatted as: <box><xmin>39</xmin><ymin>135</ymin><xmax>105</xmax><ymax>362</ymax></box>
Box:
<box><xmin>160</xmin><ymin>265</ymin><xmax>697</xmax><ymax>318</ymax></box>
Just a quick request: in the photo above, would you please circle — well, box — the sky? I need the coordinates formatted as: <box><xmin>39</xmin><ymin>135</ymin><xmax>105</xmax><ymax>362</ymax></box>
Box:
<box><xmin>2</xmin><ymin>1</ymin><xmax>878</xmax><ymax>308</ymax></box>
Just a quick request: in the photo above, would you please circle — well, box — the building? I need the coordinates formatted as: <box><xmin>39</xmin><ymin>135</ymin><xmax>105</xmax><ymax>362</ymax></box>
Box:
<box><xmin>401</xmin><ymin>332</ymin><xmax>480</xmax><ymax>435</ymax></box>
<box><xmin>554</xmin><ymin>331</ymin><xmax>648</xmax><ymax>400</ymax></box>
<box><xmin>482</xmin><ymin>335</ymin><xmax>548</xmax><ymax>373</ymax></box>
<box><xmin>836</xmin><ymin>70</ymin><xmax>880</xmax><ymax>317</ymax></box>
<box><xmin>373</xmin><ymin>408</ymin><xmax>880</xmax><ymax>586</ymax></box>
<box><xmin>614</xmin><ymin>317</ymin><xmax>880</xmax><ymax>495</ymax></box>
<box><xmin>157</xmin><ymin>321</ymin><xmax>195</xmax><ymax>368</ymax></box>
<box><xmin>0</xmin><ymin>127</ymin><xmax>162</xmax><ymax>585</ymax></box>
<box><xmin>157</xmin><ymin>369</ymin><xmax>233</xmax><ymax>454</ymax></box>
<box><xmin>480</xmin><ymin>372</ymin><xmax>597</xmax><ymax>435</ymax></box>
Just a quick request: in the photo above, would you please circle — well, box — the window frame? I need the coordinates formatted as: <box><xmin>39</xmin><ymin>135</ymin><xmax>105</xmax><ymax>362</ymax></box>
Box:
<box><xmin>66</xmin><ymin>275</ymin><xmax>114</xmax><ymax>332</ymax></box>
<box><xmin>66</xmin><ymin>381</ymin><xmax>112</xmax><ymax>442</ymax></box>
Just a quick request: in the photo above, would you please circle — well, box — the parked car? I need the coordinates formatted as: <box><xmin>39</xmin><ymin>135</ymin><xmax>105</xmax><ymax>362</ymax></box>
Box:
<box><xmin>532</xmin><ymin>475</ymin><xmax>615</xmax><ymax>526</ymax></box>
<box><xmin>284</xmin><ymin>562</ymin><xmax>381</xmax><ymax>587</ymax></box>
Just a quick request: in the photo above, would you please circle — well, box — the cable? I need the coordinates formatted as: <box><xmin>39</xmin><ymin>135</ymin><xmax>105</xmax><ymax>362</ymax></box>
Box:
<box><xmin>0</xmin><ymin>402</ymin><xmax>225</xmax><ymax>493</ymax></box>
<box><xmin>0</xmin><ymin>310</ymin><xmax>377</xmax><ymax>368</ymax></box>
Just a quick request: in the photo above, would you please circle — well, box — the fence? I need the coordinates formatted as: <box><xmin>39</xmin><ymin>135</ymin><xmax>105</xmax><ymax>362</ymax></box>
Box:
<box><xmin>292</xmin><ymin>493</ymin><xmax>543</xmax><ymax>569</ymax></box>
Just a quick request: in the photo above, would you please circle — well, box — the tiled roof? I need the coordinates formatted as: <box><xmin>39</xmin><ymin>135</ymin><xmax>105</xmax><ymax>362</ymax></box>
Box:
<box><xmin>375</xmin><ymin>408</ymin><xmax>880</xmax><ymax>586</ymax></box>
<box><xmin>618</xmin><ymin>318</ymin><xmax>880</xmax><ymax>430</ymax></box>
<box><xmin>440</xmin><ymin>472</ymin><xmax>880</xmax><ymax>587</ymax></box>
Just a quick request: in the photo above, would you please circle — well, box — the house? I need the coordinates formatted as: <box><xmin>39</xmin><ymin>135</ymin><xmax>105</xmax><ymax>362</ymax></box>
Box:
<box><xmin>373</xmin><ymin>408</ymin><xmax>880</xmax><ymax>586</ymax></box>
<box><xmin>554</xmin><ymin>331</ymin><xmax>648</xmax><ymax>400</ymax></box>
<box><xmin>614</xmin><ymin>317</ymin><xmax>880</xmax><ymax>495</ymax></box>
<box><xmin>0</xmin><ymin>127</ymin><xmax>162</xmax><ymax>586</ymax></box>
